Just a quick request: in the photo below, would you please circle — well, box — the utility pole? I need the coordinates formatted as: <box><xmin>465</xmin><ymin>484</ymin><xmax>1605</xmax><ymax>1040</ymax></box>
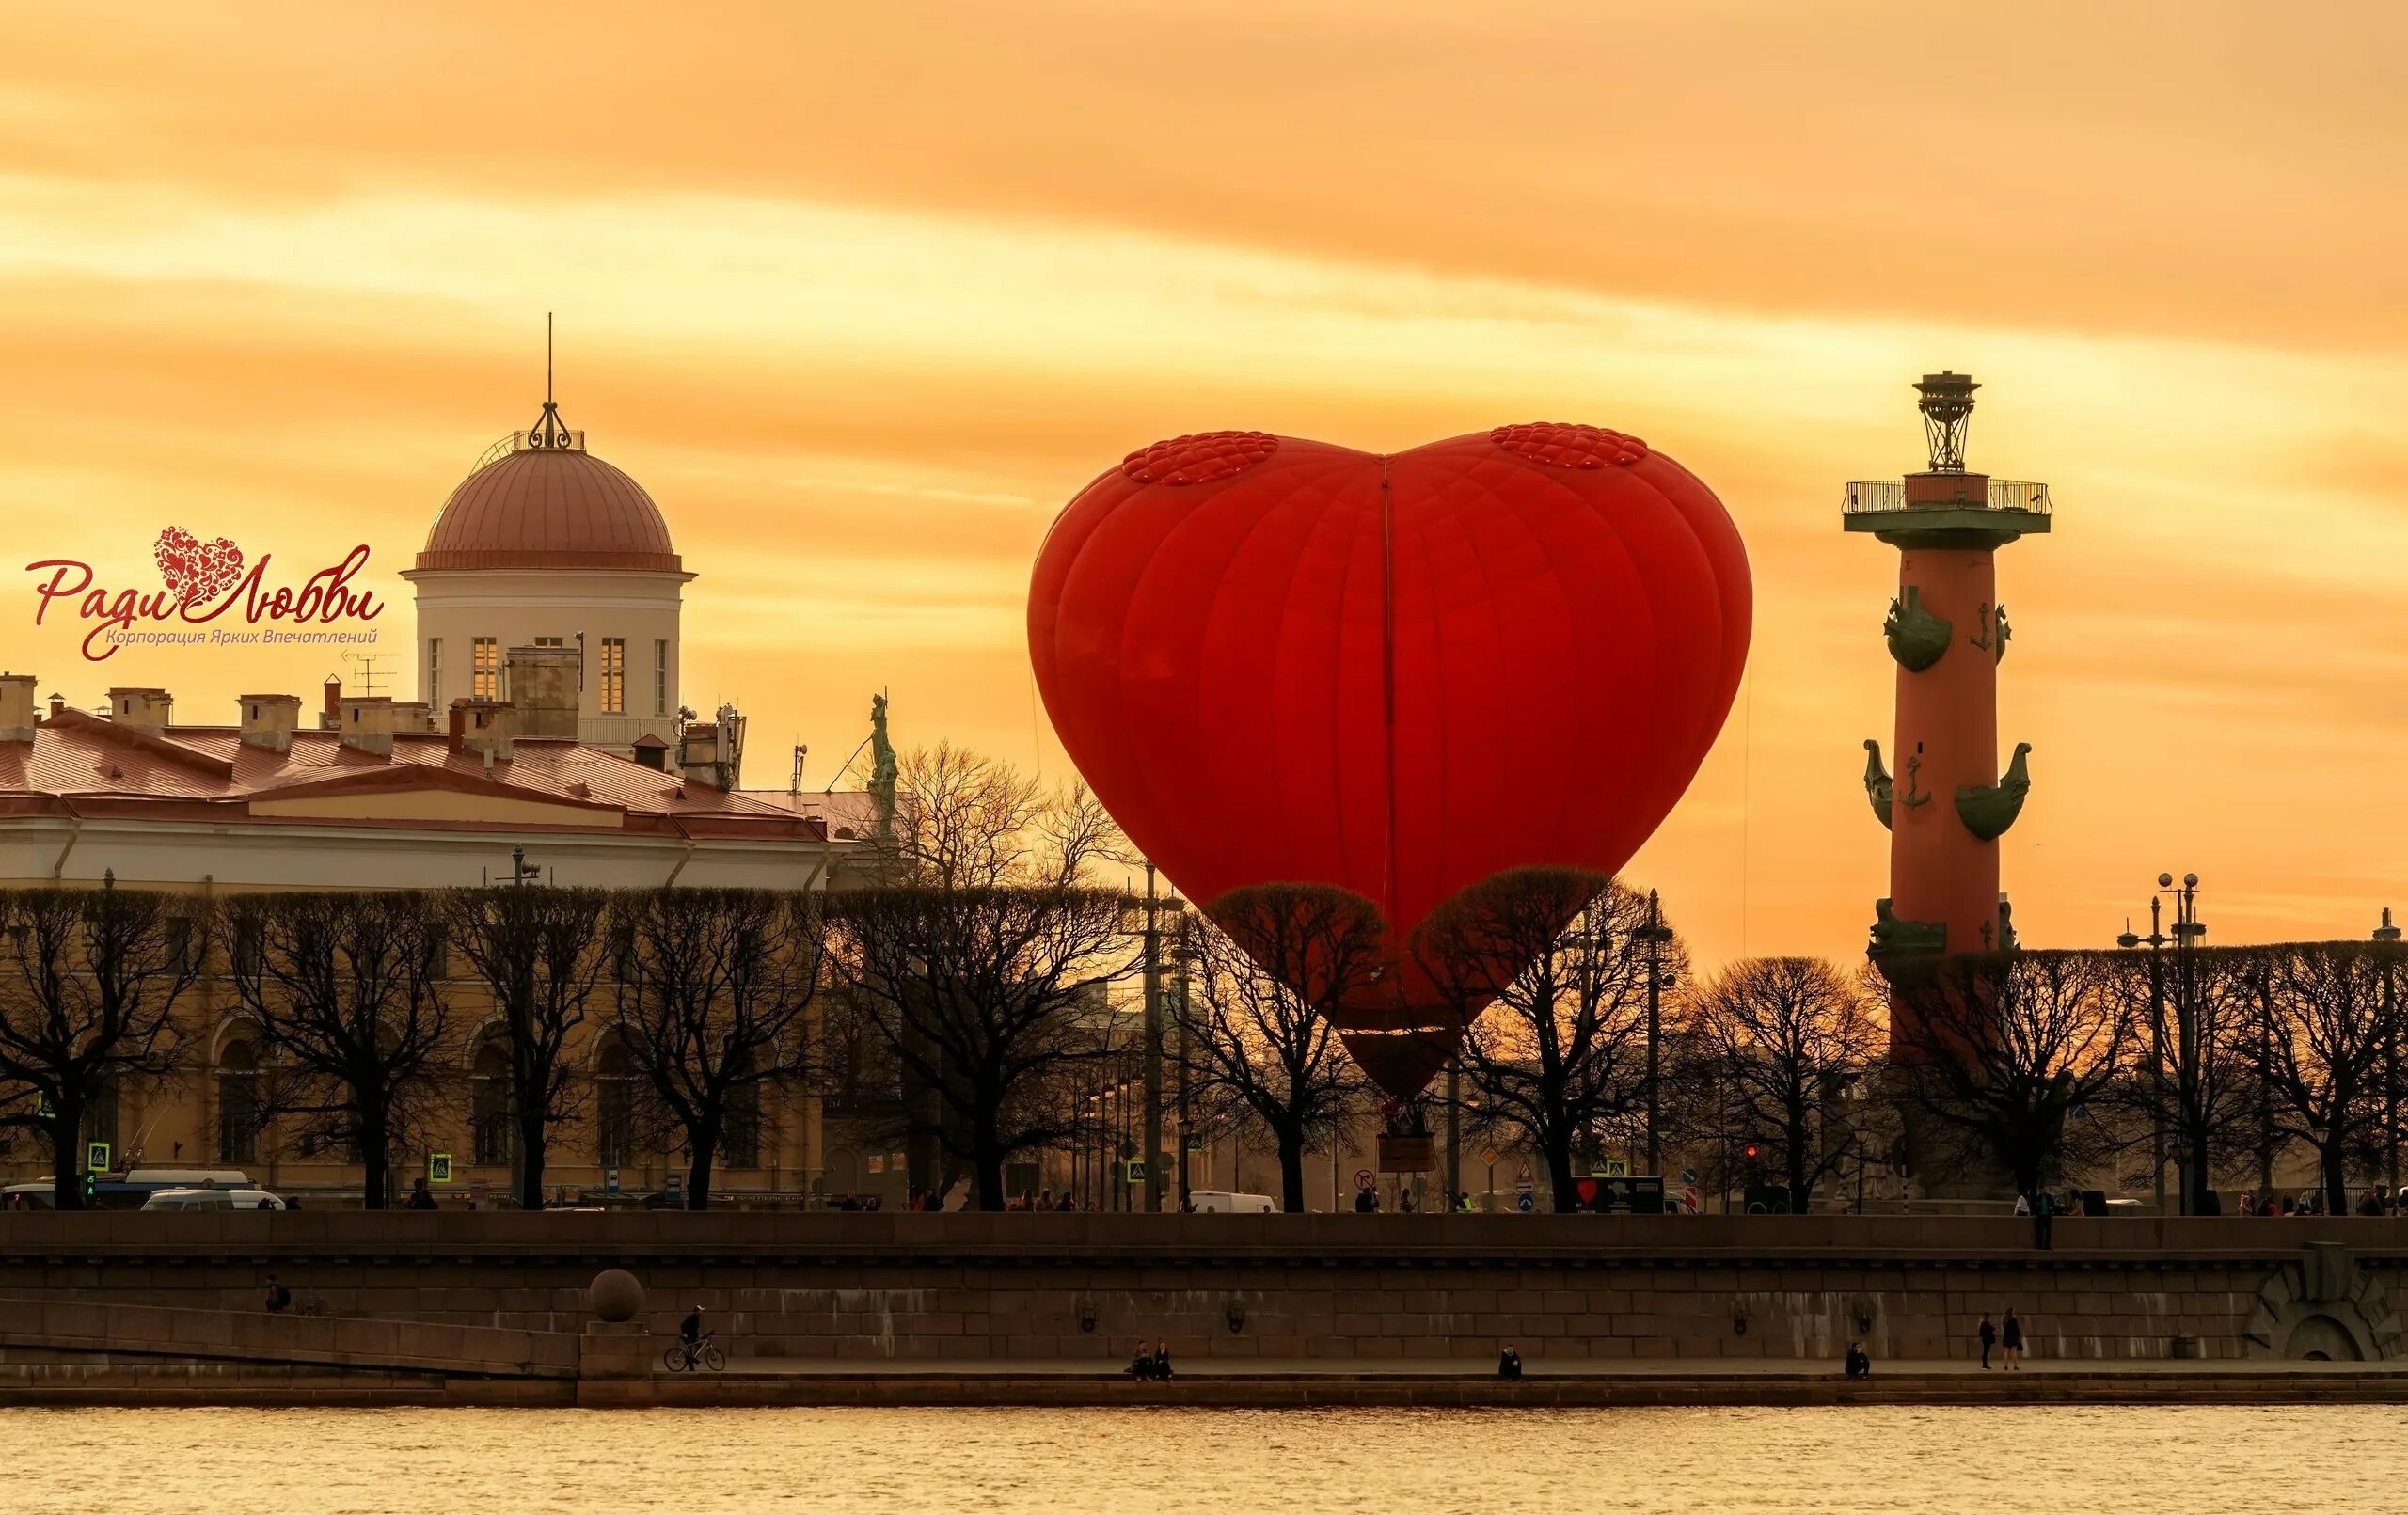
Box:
<box><xmin>1444</xmin><ymin>1057</ymin><xmax>1461</xmax><ymax>1208</ymax></box>
<box><xmin>1141</xmin><ymin>863</ymin><xmax>1164</xmax><ymax>1214</ymax></box>
<box><xmin>1640</xmin><ymin>889</ymin><xmax>1673</xmax><ymax>1176</ymax></box>
<box><xmin>1173</xmin><ymin>913</ymin><xmax>1194</xmax><ymax>1210</ymax></box>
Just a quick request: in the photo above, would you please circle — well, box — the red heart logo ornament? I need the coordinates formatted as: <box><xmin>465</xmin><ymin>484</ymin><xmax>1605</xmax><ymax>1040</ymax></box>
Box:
<box><xmin>1028</xmin><ymin>426</ymin><xmax>1751</xmax><ymax>1096</ymax></box>
<box><xmin>154</xmin><ymin>526</ymin><xmax>246</xmax><ymax>607</ymax></box>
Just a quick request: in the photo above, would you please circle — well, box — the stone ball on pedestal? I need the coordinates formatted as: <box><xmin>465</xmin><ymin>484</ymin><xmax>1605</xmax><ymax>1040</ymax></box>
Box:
<box><xmin>589</xmin><ymin>1268</ymin><xmax>645</xmax><ymax>1323</ymax></box>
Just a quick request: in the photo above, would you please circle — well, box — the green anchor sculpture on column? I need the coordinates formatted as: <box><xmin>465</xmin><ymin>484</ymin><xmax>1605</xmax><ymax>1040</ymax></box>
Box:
<box><xmin>1884</xmin><ymin>586</ymin><xmax>1953</xmax><ymax>671</ymax></box>
<box><xmin>1970</xmin><ymin>602</ymin><xmax>2013</xmax><ymax>663</ymax></box>
<box><xmin>1861</xmin><ymin>740</ymin><xmax>1929</xmax><ymax>829</ymax></box>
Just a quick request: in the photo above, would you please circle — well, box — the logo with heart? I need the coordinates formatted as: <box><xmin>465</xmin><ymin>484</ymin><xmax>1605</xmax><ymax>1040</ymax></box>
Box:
<box><xmin>153</xmin><ymin>527</ymin><xmax>246</xmax><ymax>607</ymax></box>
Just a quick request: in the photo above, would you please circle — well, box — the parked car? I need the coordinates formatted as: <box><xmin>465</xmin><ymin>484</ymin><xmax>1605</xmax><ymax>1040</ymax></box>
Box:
<box><xmin>141</xmin><ymin>1187</ymin><xmax>284</xmax><ymax>1211</ymax></box>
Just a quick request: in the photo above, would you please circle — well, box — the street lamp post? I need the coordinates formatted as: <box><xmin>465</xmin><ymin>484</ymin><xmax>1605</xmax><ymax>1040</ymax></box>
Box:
<box><xmin>2168</xmin><ymin>874</ymin><xmax>2206</xmax><ymax>1210</ymax></box>
<box><xmin>1638</xmin><ymin>889</ymin><xmax>1675</xmax><ymax>1176</ymax></box>
<box><xmin>2117</xmin><ymin>897</ymin><xmax>2171</xmax><ymax>1213</ymax></box>
<box><xmin>2377</xmin><ymin>907</ymin><xmax>2400</xmax><ymax>1200</ymax></box>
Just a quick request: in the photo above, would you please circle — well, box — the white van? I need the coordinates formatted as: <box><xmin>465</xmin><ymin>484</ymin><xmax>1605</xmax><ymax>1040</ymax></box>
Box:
<box><xmin>141</xmin><ymin>1187</ymin><xmax>284</xmax><ymax>1211</ymax></box>
<box><xmin>1188</xmin><ymin>1191</ymin><xmax>1276</xmax><ymax>1214</ymax></box>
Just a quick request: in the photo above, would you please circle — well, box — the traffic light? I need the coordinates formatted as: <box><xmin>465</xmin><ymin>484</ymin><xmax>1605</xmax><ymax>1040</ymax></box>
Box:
<box><xmin>82</xmin><ymin>1171</ymin><xmax>96</xmax><ymax>1203</ymax></box>
<box><xmin>1742</xmin><ymin>1144</ymin><xmax>1761</xmax><ymax>1161</ymax></box>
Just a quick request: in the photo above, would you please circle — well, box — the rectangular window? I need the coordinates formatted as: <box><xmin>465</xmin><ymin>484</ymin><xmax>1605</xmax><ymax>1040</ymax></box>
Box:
<box><xmin>654</xmin><ymin>639</ymin><xmax>668</xmax><ymax>717</ymax></box>
<box><xmin>472</xmin><ymin>638</ymin><xmax>499</xmax><ymax>699</ymax></box>
<box><xmin>533</xmin><ymin>636</ymin><xmax>563</xmax><ymax>648</ymax></box>
<box><xmin>427</xmin><ymin>639</ymin><xmax>443</xmax><ymax>708</ymax></box>
<box><xmin>599</xmin><ymin>637</ymin><xmax>626</xmax><ymax>714</ymax></box>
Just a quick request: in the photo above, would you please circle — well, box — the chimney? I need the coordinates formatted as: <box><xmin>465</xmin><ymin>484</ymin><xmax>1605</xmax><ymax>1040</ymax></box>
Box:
<box><xmin>338</xmin><ymin>696</ymin><xmax>396</xmax><ymax>758</ymax></box>
<box><xmin>631</xmin><ymin>733</ymin><xmax>669</xmax><ymax>771</ymax></box>
<box><xmin>0</xmin><ymin>672</ymin><xmax>36</xmax><ymax>744</ymax></box>
<box><xmin>238</xmin><ymin>693</ymin><xmax>302</xmax><ymax>753</ymax></box>
<box><xmin>678</xmin><ymin>721</ymin><xmax>725</xmax><ymax>790</ymax></box>
<box><xmin>448</xmin><ymin>697</ymin><xmax>518</xmax><ymax>765</ymax></box>
<box><xmin>389</xmin><ymin>701</ymin><xmax>436</xmax><ymax>734</ymax></box>
<box><xmin>503</xmin><ymin>644</ymin><xmax>580</xmax><ymax>739</ymax></box>
<box><xmin>321</xmin><ymin>675</ymin><xmax>341</xmax><ymax>730</ymax></box>
<box><xmin>106</xmin><ymin>686</ymin><xmax>174</xmax><ymax>733</ymax></box>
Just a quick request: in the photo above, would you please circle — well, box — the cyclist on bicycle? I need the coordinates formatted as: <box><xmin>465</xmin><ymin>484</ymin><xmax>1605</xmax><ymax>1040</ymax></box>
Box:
<box><xmin>680</xmin><ymin>1304</ymin><xmax>705</xmax><ymax>1352</ymax></box>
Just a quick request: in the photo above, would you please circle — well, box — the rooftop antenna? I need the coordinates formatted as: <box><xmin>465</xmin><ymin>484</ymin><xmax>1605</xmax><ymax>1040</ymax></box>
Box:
<box><xmin>341</xmin><ymin>650</ymin><xmax>399</xmax><ymax>698</ymax></box>
<box><xmin>546</xmin><ymin>311</ymin><xmax>553</xmax><ymax>407</ymax></box>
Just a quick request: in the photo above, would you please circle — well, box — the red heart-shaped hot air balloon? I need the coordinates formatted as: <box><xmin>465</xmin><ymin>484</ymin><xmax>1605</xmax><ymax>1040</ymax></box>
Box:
<box><xmin>1028</xmin><ymin>424</ymin><xmax>1751</xmax><ymax>1096</ymax></box>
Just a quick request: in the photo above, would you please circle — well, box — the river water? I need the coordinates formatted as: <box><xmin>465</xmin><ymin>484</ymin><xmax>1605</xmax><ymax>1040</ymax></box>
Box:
<box><xmin>0</xmin><ymin>1404</ymin><xmax>2389</xmax><ymax>1513</ymax></box>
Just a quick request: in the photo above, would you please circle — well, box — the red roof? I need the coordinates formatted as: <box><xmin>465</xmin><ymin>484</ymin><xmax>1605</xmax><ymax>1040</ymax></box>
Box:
<box><xmin>0</xmin><ymin>709</ymin><xmax>825</xmax><ymax>841</ymax></box>
<box><xmin>416</xmin><ymin>447</ymin><xmax>680</xmax><ymax>573</ymax></box>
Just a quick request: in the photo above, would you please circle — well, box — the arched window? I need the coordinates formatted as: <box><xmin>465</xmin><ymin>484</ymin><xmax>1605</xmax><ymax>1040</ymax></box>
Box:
<box><xmin>217</xmin><ymin>1040</ymin><xmax>261</xmax><ymax>1164</ymax></box>
<box><xmin>594</xmin><ymin>1034</ymin><xmax>635</xmax><ymax>1168</ymax></box>
<box><xmin>471</xmin><ymin>1038</ymin><xmax>514</xmax><ymax>1168</ymax></box>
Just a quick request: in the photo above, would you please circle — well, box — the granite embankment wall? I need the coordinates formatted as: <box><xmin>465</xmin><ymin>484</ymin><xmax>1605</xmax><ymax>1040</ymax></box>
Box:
<box><xmin>3</xmin><ymin>1214</ymin><xmax>2401</xmax><ymax>1365</ymax></box>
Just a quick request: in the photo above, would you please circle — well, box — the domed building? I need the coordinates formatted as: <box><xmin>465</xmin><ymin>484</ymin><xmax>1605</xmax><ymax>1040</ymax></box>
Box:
<box><xmin>401</xmin><ymin>396</ymin><xmax>691</xmax><ymax>754</ymax></box>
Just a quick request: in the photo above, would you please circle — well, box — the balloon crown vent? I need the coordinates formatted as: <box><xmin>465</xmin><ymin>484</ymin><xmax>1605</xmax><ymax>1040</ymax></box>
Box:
<box><xmin>1491</xmin><ymin>422</ymin><xmax>1648</xmax><ymax>469</ymax></box>
<box><xmin>1123</xmin><ymin>431</ymin><xmax>1279</xmax><ymax>486</ymax></box>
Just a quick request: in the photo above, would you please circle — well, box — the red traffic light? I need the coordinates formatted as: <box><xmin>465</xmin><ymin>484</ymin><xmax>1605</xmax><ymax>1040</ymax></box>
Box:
<box><xmin>1742</xmin><ymin>1144</ymin><xmax>1761</xmax><ymax>1160</ymax></box>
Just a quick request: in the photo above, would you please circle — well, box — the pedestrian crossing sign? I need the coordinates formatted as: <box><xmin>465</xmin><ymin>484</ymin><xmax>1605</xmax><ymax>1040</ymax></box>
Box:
<box><xmin>428</xmin><ymin>1153</ymin><xmax>453</xmax><ymax>1184</ymax></box>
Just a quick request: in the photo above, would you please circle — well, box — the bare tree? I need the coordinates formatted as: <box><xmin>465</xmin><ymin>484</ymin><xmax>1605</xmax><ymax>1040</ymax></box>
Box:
<box><xmin>1687</xmin><ymin>957</ymin><xmax>1884</xmax><ymax>1212</ymax></box>
<box><xmin>1888</xmin><ymin>949</ymin><xmax>2130</xmax><ymax>1197</ymax></box>
<box><xmin>226</xmin><ymin>891</ymin><xmax>454</xmax><ymax>1208</ymax></box>
<box><xmin>1417</xmin><ymin>869</ymin><xmax>1677</xmax><ymax>1213</ymax></box>
<box><xmin>1178</xmin><ymin>884</ymin><xmax>1377</xmax><ymax>1211</ymax></box>
<box><xmin>441</xmin><ymin>886</ymin><xmax>611</xmax><ymax>1210</ymax></box>
<box><xmin>827</xmin><ymin>746</ymin><xmax>1134</xmax><ymax>1210</ymax></box>
<box><xmin>610</xmin><ymin>889</ymin><xmax>827</xmax><ymax>1209</ymax></box>
<box><xmin>0</xmin><ymin>883</ymin><xmax>208</xmax><ymax>1208</ymax></box>
<box><xmin>2102</xmin><ymin>944</ymin><xmax>2265</xmax><ymax>1214</ymax></box>
<box><xmin>2258</xmin><ymin>941</ymin><xmax>2400</xmax><ymax>1212</ymax></box>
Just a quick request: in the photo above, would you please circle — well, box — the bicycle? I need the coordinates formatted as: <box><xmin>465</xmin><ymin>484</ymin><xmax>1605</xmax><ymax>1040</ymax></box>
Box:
<box><xmin>662</xmin><ymin>1333</ymin><xmax>727</xmax><ymax>1373</ymax></box>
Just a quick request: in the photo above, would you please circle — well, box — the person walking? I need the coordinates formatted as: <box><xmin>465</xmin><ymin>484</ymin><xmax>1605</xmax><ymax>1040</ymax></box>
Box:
<box><xmin>2001</xmin><ymin>1307</ymin><xmax>2024</xmax><ymax>1370</ymax></box>
<box><xmin>406</xmin><ymin>1177</ymin><xmax>439</xmax><ymax>1211</ymax></box>
<box><xmin>2032</xmin><ymin>1188</ymin><xmax>2054</xmax><ymax>1251</ymax></box>
<box><xmin>1977</xmin><ymin>1312</ymin><xmax>1997</xmax><ymax>1369</ymax></box>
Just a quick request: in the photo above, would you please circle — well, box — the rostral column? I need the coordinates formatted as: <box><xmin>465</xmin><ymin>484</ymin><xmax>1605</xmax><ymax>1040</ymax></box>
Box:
<box><xmin>1849</xmin><ymin>371</ymin><xmax>2048</xmax><ymax>971</ymax></box>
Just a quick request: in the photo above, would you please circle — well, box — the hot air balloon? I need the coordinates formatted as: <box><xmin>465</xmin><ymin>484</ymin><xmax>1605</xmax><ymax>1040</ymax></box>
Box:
<box><xmin>1027</xmin><ymin>424</ymin><xmax>1751</xmax><ymax>1097</ymax></box>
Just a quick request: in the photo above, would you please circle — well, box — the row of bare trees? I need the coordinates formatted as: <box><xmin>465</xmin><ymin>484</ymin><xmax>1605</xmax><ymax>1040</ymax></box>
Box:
<box><xmin>8</xmin><ymin>754</ymin><xmax>2401</xmax><ymax>1218</ymax></box>
<box><xmin>0</xmin><ymin>881</ymin><xmax>826</xmax><ymax>1210</ymax></box>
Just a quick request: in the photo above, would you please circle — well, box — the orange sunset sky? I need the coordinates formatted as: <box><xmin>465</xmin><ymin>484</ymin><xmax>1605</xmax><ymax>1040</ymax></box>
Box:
<box><xmin>2</xmin><ymin>1</ymin><xmax>2403</xmax><ymax>970</ymax></box>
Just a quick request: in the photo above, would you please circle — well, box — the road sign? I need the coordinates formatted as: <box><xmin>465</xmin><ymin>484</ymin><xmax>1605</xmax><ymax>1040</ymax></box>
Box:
<box><xmin>604</xmin><ymin>1166</ymin><xmax>621</xmax><ymax>1197</ymax></box>
<box><xmin>1481</xmin><ymin>1148</ymin><xmax>1497</xmax><ymax>1167</ymax></box>
<box><xmin>1354</xmin><ymin>1168</ymin><xmax>1376</xmax><ymax>1192</ymax></box>
<box><xmin>1516</xmin><ymin>1192</ymin><xmax>1535</xmax><ymax>1213</ymax></box>
<box><xmin>666</xmin><ymin>1172</ymin><xmax>684</xmax><ymax>1198</ymax></box>
<box><xmin>1125</xmin><ymin>1160</ymin><xmax>1147</xmax><ymax>1183</ymax></box>
<box><xmin>1515</xmin><ymin>1163</ymin><xmax>1534</xmax><ymax>1189</ymax></box>
<box><xmin>85</xmin><ymin>1141</ymin><xmax>111</xmax><ymax>1174</ymax></box>
<box><xmin>1681</xmin><ymin>1168</ymin><xmax>1699</xmax><ymax>1186</ymax></box>
<box><xmin>427</xmin><ymin>1153</ymin><xmax>453</xmax><ymax>1183</ymax></box>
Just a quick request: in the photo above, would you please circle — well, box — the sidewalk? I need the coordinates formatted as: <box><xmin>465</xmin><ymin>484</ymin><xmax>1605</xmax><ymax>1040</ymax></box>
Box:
<box><xmin>726</xmin><ymin>1354</ymin><xmax>2408</xmax><ymax>1379</ymax></box>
